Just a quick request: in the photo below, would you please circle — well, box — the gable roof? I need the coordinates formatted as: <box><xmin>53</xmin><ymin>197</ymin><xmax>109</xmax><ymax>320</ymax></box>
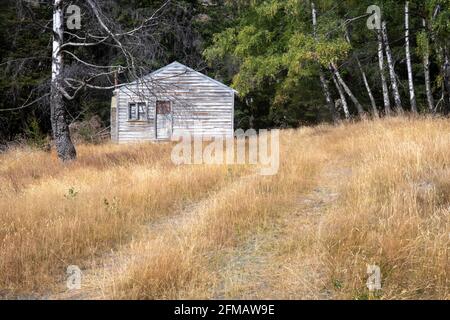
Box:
<box><xmin>120</xmin><ymin>61</ymin><xmax>238</xmax><ymax>94</ymax></box>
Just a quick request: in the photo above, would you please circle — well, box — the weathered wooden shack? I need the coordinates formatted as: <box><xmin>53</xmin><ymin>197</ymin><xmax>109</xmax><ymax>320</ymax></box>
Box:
<box><xmin>111</xmin><ymin>61</ymin><xmax>236</xmax><ymax>143</ymax></box>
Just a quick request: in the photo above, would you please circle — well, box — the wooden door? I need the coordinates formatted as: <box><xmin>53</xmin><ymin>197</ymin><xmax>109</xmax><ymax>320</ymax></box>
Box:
<box><xmin>156</xmin><ymin>101</ymin><xmax>172</xmax><ymax>139</ymax></box>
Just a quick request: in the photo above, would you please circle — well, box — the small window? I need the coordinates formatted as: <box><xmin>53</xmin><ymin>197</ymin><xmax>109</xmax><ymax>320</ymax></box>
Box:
<box><xmin>129</xmin><ymin>102</ymin><xmax>146</xmax><ymax>120</ymax></box>
<box><xmin>156</xmin><ymin>101</ymin><xmax>171</xmax><ymax>115</ymax></box>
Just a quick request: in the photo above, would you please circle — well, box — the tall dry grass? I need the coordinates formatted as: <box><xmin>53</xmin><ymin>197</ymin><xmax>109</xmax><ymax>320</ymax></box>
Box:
<box><xmin>0</xmin><ymin>142</ymin><xmax>248</xmax><ymax>295</ymax></box>
<box><xmin>0</xmin><ymin>116</ymin><xmax>448</xmax><ymax>299</ymax></box>
<box><xmin>112</xmin><ymin>129</ymin><xmax>325</xmax><ymax>299</ymax></box>
<box><xmin>320</xmin><ymin>117</ymin><xmax>449</xmax><ymax>299</ymax></box>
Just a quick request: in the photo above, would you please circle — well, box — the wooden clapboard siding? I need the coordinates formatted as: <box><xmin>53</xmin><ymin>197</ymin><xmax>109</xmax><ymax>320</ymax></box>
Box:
<box><xmin>112</xmin><ymin>61</ymin><xmax>235</xmax><ymax>143</ymax></box>
<box><xmin>110</xmin><ymin>95</ymin><xmax>118</xmax><ymax>142</ymax></box>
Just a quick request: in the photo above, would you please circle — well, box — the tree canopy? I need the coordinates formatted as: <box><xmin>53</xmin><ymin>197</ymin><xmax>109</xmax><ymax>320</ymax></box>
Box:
<box><xmin>0</xmin><ymin>0</ymin><xmax>449</xmax><ymax>144</ymax></box>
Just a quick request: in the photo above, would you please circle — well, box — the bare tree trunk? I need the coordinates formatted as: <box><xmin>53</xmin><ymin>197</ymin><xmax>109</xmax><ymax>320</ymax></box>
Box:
<box><xmin>332</xmin><ymin>73</ymin><xmax>350</xmax><ymax>119</ymax></box>
<box><xmin>382</xmin><ymin>21</ymin><xmax>403</xmax><ymax>113</ymax></box>
<box><xmin>356</xmin><ymin>58</ymin><xmax>379</xmax><ymax>118</ymax></box>
<box><xmin>344</xmin><ymin>28</ymin><xmax>378</xmax><ymax>118</ymax></box>
<box><xmin>405</xmin><ymin>1</ymin><xmax>417</xmax><ymax>113</ymax></box>
<box><xmin>377</xmin><ymin>29</ymin><xmax>392</xmax><ymax>115</ymax></box>
<box><xmin>51</xmin><ymin>0</ymin><xmax>76</xmax><ymax>161</ymax></box>
<box><xmin>422</xmin><ymin>18</ymin><xmax>435</xmax><ymax>112</ymax></box>
<box><xmin>319</xmin><ymin>68</ymin><xmax>339</xmax><ymax>123</ymax></box>
<box><xmin>331</xmin><ymin>63</ymin><xmax>365</xmax><ymax>117</ymax></box>
<box><xmin>311</xmin><ymin>2</ymin><xmax>338</xmax><ymax>123</ymax></box>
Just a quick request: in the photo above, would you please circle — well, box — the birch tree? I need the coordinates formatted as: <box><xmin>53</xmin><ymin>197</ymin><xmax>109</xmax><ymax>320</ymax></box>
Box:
<box><xmin>332</xmin><ymin>73</ymin><xmax>350</xmax><ymax>119</ymax></box>
<box><xmin>430</xmin><ymin>3</ymin><xmax>450</xmax><ymax>113</ymax></box>
<box><xmin>356</xmin><ymin>58</ymin><xmax>379</xmax><ymax>118</ymax></box>
<box><xmin>330</xmin><ymin>62</ymin><xmax>365</xmax><ymax>117</ymax></box>
<box><xmin>311</xmin><ymin>2</ymin><xmax>338</xmax><ymax>123</ymax></box>
<box><xmin>344</xmin><ymin>27</ymin><xmax>378</xmax><ymax>118</ymax></box>
<box><xmin>419</xmin><ymin>18</ymin><xmax>435</xmax><ymax>112</ymax></box>
<box><xmin>47</xmin><ymin>0</ymin><xmax>171</xmax><ymax>160</ymax></box>
<box><xmin>51</xmin><ymin>0</ymin><xmax>75</xmax><ymax>161</ymax></box>
<box><xmin>405</xmin><ymin>1</ymin><xmax>417</xmax><ymax>113</ymax></box>
<box><xmin>382</xmin><ymin>21</ymin><xmax>403</xmax><ymax>113</ymax></box>
<box><xmin>377</xmin><ymin>29</ymin><xmax>392</xmax><ymax>115</ymax></box>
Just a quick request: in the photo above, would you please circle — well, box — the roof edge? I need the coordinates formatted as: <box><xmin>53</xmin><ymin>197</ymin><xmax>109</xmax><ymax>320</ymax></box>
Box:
<box><xmin>119</xmin><ymin>61</ymin><xmax>238</xmax><ymax>94</ymax></box>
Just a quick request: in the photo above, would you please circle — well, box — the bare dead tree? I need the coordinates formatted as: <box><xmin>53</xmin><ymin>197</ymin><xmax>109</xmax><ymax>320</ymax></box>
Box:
<box><xmin>14</xmin><ymin>0</ymin><xmax>173</xmax><ymax>161</ymax></box>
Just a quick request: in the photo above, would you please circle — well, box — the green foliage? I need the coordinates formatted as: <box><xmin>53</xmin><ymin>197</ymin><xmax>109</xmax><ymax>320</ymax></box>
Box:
<box><xmin>416</xmin><ymin>31</ymin><xmax>430</xmax><ymax>59</ymax></box>
<box><xmin>24</xmin><ymin>117</ymin><xmax>48</xmax><ymax>150</ymax></box>
<box><xmin>204</xmin><ymin>0</ymin><xmax>450</xmax><ymax>123</ymax></box>
<box><xmin>1</xmin><ymin>0</ymin><xmax>450</xmax><ymax>139</ymax></box>
<box><xmin>204</xmin><ymin>0</ymin><xmax>355</xmax><ymax>126</ymax></box>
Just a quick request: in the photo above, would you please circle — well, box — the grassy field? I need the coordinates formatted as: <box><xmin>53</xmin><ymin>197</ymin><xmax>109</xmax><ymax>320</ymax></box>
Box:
<box><xmin>0</xmin><ymin>117</ymin><xmax>448</xmax><ymax>299</ymax></box>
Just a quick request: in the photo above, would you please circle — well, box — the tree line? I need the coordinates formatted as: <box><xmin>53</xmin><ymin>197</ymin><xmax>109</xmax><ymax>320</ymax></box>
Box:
<box><xmin>0</xmin><ymin>0</ymin><xmax>449</xmax><ymax>160</ymax></box>
<box><xmin>205</xmin><ymin>0</ymin><xmax>450</xmax><ymax>125</ymax></box>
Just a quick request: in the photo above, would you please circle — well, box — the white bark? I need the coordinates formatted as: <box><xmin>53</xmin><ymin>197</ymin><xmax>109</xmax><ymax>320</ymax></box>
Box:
<box><xmin>377</xmin><ymin>29</ymin><xmax>392</xmax><ymax>115</ymax></box>
<box><xmin>51</xmin><ymin>1</ymin><xmax>63</xmax><ymax>85</ymax></box>
<box><xmin>51</xmin><ymin>0</ymin><xmax>76</xmax><ymax>161</ymax></box>
<box><xmin>357</xmin><ymin>58</ymin><xmax>379</xmax><ymax>118</ymax></box>
<box><xmin>332</xmin><ymin>74</ymin><xmax>350</xmax><ymax>119</ymax></box>
<box><xmin>331</xmin><ymin>63</ymin><xmax>365</xmax><ymax>117</ymax></box>
<box><xmin>311</xmin><ymin>2</ymin><xmax>338</xmax><ymax>122</ymax></box>
<box><xmin>382</xmin><ymin>21</ymin><xmax>403</xmax><ymax>113</ymax></box>
<box><xmin>405</xmin><ymin>1</ymin><xmax>417</xmax><ymax>113</ymax></box>
<box><xmin>422</xmin><ymin>18</ymin><xmax>434</xmax><ymax>112</ymax></box>
<box><xmin>345</xmin><ymin>28</ymin><xmax>378</xmax><ymax>117</ymax></box>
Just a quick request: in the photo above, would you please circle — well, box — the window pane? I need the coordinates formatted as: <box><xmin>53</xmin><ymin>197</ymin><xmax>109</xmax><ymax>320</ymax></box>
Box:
<box><xmin>156</xmin><ymin>101</ymin><xmax>171</xmax><ymax>115</ymax></box>
<box><xmin>138</xmin><ymin>103</ymin><xmax>146</xmax><ymax>120</ymax></box>
<box><xmin>129</xmin><ymin>103</ymin><xmax>137</xmax><ymax>120</ymax></box>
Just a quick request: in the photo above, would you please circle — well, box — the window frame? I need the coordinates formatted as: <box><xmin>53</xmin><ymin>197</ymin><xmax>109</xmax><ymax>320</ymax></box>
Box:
<box><xmin>128</xmin><ymin>102</ymin><xmax>147</xmax><ymax>121</ymax></box>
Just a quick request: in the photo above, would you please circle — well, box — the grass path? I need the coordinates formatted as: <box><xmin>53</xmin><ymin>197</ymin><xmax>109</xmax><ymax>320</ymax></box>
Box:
<box><xmin>49</xmin><ymin>158</ymin><xmax>348</xmax><ymax>300</ymax></box>
<box><xmin>48</xmin><ymin>173</ymin><xmax>260</xmax><ymax>299</ymax></box>
<box><xmin>211</xmin><ymin>161</ymin><xmax>348</xmax><ymax>299</ymax></box>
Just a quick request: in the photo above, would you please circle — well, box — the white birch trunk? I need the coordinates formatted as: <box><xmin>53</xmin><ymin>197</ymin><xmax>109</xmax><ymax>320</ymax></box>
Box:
<box><xmin>331</xmin><ymin>63</ymin><xmax>365</xmax><ymax>117</ymax></box>
<box><xmin>345</xmin><ymin>29</ymin><xmax>379</xmax><ymax>118</ymax></box>
<box><xmin>332</xmin><ymin>74</ymin><xmax>350</xmax><ymax>119</ymax></box>
<box><xmin>51</xmin><ymin>0</ymin><xmax>76</xmax><ymax>161</ymax></box>
<box><xmin>356</xmin><ymin>58</ymin><xmax>379</xmax><ymax>118</ymax></box>
<box><xmin>311</xmin><ymin>2</ymin><xmax>338</xmax><ymax>122</ymax></box>
<box><xmin>422</xmin><ymin>18</ymin><xmax>435</xmax><ymax>112</ymax></box>
<box><xmin>382</xmin><ymin>21</ymin><xmax>403</xmax><ymax>113</ymax></box>
<box><xmin>405</xmin><ymin>1</ymin><xmax>417</xmax><ymax>113</ymax></box>
<box><xmin>377</xmin><ymin>29</ymin><xmax>392</xmax><ymax>115</ymax></box>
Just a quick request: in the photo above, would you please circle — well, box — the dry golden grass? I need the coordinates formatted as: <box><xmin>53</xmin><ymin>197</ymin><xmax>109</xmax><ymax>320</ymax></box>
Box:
<box><xmin>0</xmin><ymin>143</ymin><xmax>249</xmax><ymax>295</ymax></box>
<box><xmin>320</xmin><ymin>117</ymin><xmax>449</xmax><ymax>299</ymax></box>
<box><xmin>0</xmin><ymin>116</ymin><xmax>448</xmax><ymax>299</ymax></box>
<box><xmin>112</xmin><ymin>131</ymin><xmax>323</xmax><ymax>299</ymax></box>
